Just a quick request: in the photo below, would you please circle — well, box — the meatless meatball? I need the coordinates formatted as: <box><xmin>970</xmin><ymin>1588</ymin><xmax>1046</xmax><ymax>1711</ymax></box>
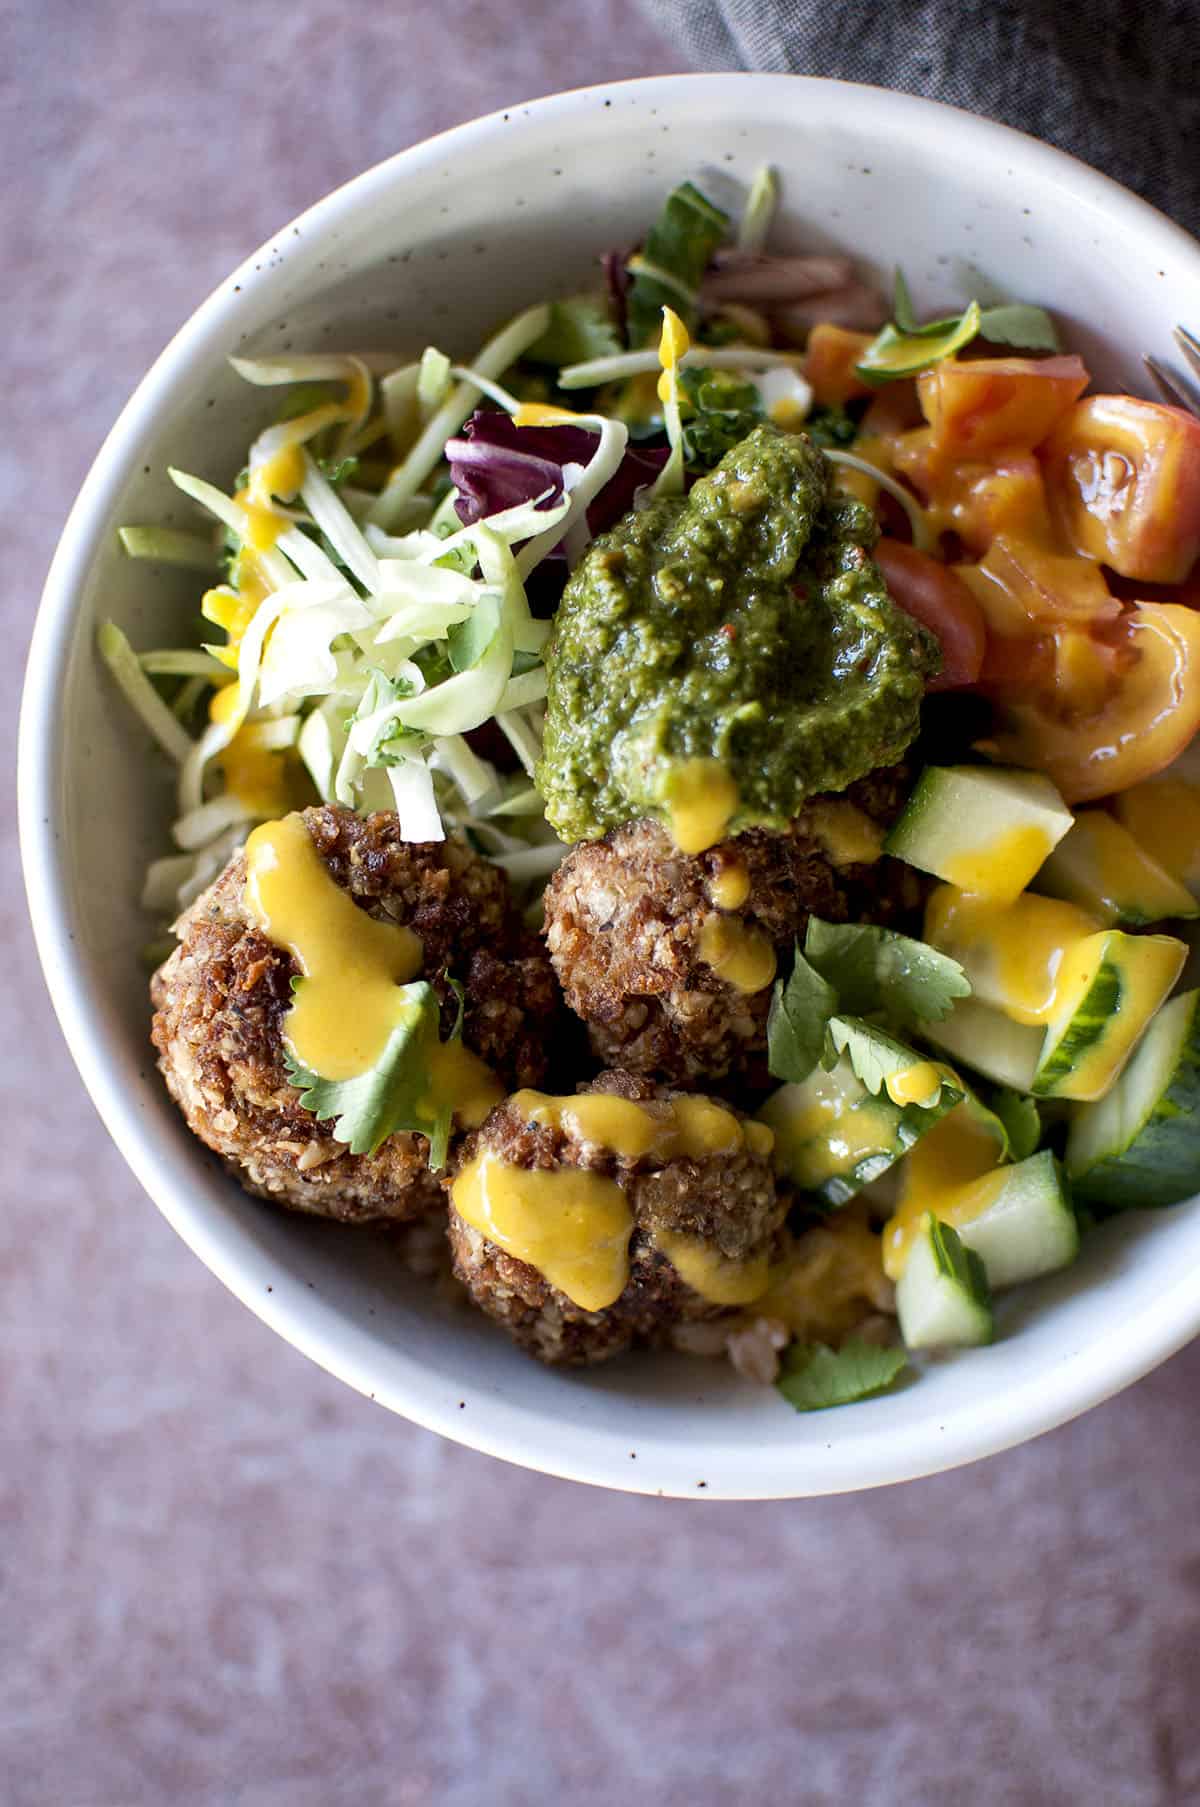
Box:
<box><xmin>446</xmin><ymin>1070</ymin><xmax>786</xmax><ymax>1366</ymax></box>
<box><xmin>151</xmin><ymin>806</ymin><xmax>572</xmax><ymax>1225</ymax></box>
<box><xmin>543</xmin><ymin>768</ymin><xmax>924</xmax><ymax>1091</ymax></box>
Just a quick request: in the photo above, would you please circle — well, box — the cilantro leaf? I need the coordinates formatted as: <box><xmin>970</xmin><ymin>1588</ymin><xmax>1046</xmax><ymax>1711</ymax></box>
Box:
<box><xmin>988</xmin><ymin>1087</ymin><xmax>1042</xmax><ymax>1161</ymax></box>
<box><xmin>679</xmin><ymin>366</ymin><xmax>765</xmax><ymax>467</ymax></box>
<box><xmin>767</xmin><ymin>945</ymin><xmax>839</xmax><ymax>1084</ymax></box>
<box><xmin>804</xmin><ymin>918</ymin><xmax>971</xmax><ymax>1025</ymax></box>
<box><xmin>827</xmin><ymin>1015</ymin><xmax>958</xmax><ymax>1107</ymax></box>
<box><xmin>527</xmin><ymin>296</ymin><xmax>622</xmax><ymax>367</ymax></box>
<box><xmin>803</xmin><ymin>403</ymin><xmax>859</xmax><ymax>449</ymax></box>
<box><xmin>283</xmin><ymin>980</ymin><xmax>454</xmax><ymax>1164</ymax></box>
<box><xmin>626</xmin><ymin>180</ymin><xmax>730</xmax><ymax>346</ymax></box>
<box><xmin>977</xmin><ymin>302</ymin><xmax>1060</xmax><ymax>352</ymax></box>
<box><xmin>777</xmin><ymin>1337</ymin><xmax>908</xmax><ymax>1412</ymax></box>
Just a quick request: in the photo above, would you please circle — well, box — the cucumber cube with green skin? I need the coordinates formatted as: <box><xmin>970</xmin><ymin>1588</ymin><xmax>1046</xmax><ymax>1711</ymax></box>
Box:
<box><xmin>1067</xmin><ymin>989</ymin><xmax>1200</xmax><ymax>1210</ymax></box>
<box><xmin>884</xmin><ymin>765</ymin><xmax>1073</xmax><ymax>904</ymax></box>
<box><xmin>1032</xmin><ymin>930</ymin><xmax>1187</xmax><ymax>1102</ymax></box>
<box><xmin>1034</xmin><ymin>809</ymin><xmax>1200</xmax><ymax>928</ymax></box>
<box><xmin>953</xmin><ymin>1150</ymin><xmax>1079</xmax><ymax>1289</ymax></box>
<box><xmin>896</xmin><ymin>1215</ymin><xmax>993</xmax><ymax>1349</ymax></box>
<box><xmin>919</xmin><ymin>996</ymin><xmax>1044</xmax><ymax>1093</ymax></box>
<box><xmin>760</xmin><ymin>1056</ymin><xmax>959</xmax><ymax>1209</ymax></box>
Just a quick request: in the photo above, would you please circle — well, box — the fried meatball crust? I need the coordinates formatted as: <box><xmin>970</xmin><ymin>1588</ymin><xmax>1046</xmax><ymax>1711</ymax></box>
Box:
<box><xmin>151</xmin><ymin>806</ymin><xmax>572</xmax><ymax>1225</ymax></box>
<box><xmin>446</xmin><ymin>1071</ymin><xmax>786</xmax><ymax>1365</ymax></box>
<box><xmin>543</xmin><ymin>768</ymin><xmax>924</xmax><ymax>1091</ymax></box>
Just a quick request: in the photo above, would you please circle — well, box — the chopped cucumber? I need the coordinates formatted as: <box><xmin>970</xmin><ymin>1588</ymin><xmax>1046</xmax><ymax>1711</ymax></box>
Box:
<box><xmin>952</xmin><ymin>1150</ymin><xmax>1078</xmax><ymax>1288</ymax></box>
<box><xmin>1032</xmin><ymin>930</ymin><xmax>1187</xmax><ymax>1102</ymax></box>
<box><xmin>1067</xmin><ymin>988</ymin><xmax>1200</xmax><ymax>1209</ymax></box>
<box><xmin>896</xmin><ymin>1215</ymin><xmax>994</xmax><ymax>1349</ymax></box>
<box><xmin>760</xmin><ymin>1055</ymin><xmax>959</xmax><ymax>1209</ymax></box>
<box><xmin>924</xmin><ymin>885</ymin><xmax>1099</xmax><ymax>1026</ymax></box>
<box><xmin>885</xmin><ymin>765</ymin><xmax>1073</xmax><ymax>904</ymax></box>
<box><xmin>920</xmin><ymin>996</ymin><xmax>1043</xmax><ymax>1092</ymax></box>
<box><xmin>1113</xmin><ymin>779</ymin><xmax>1200</xmax><ymax>895</ymax></box>
<box><xmin>1034</xmin><ymin>809</ymin><xmax>1199</xmax><ymax>927</ymax></box>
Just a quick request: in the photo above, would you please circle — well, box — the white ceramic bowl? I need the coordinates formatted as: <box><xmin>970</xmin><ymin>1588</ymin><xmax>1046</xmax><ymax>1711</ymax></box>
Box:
<box><xmin>20</xmin><ymin>74</ymin><xmax>1200</xmax><ymax>1498</ymax></box>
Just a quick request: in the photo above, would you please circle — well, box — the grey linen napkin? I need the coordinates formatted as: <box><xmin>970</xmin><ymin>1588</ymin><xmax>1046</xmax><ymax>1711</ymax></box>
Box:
<box><xmin>642</xmin><ymin>0</ymin><xmax>1200</xmax><ymax>234</ymax></box>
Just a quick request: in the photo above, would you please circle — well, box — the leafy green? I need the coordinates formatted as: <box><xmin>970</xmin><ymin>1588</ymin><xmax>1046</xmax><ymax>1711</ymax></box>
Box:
<box><xmin>803</xmin><ymin>404</ymin><xmax>859</xmax><ymax>449</ymax></box>
<box><xmin>928</xmin><ymin>1216</ymin><xmax>992</xmax><ymax>1305</ymax></box>
<box><xmin>319</xmin><ymin>454</ymin><xmax>360</xmax><ymax>488</ymax></box>
<box><xmin>626</xmin><ymin>180</ymin><xmax>730</xmax><ymax>346</ymax></box>
<box><xmin>826</xmin><ymin>1016</ymin><xmax>958</xmax><ymax>1107</ymax></box>
<box><xmin>528</xmin><ymin>296</ymin><xmax>622</xmax><ymax>366</ymax></box>
<box><xmin>777</xmin><ymin>1337</ymin><xmax>908</xmax><ymax>1411</ymax></box>
<box><xmin>988</xmin><ymin>1088</ymin><xmax>1043</xmax><ymax>1161</ymax></box>
<box><xmin>766</xmin><ymin>946</ymin><xmax>839</xmax><ymax>1084</ymax></box>
<box><xmin>283</xmin><ymin>979</ymin><xmax>455</xmax><ymax>1165</ymax></box>
<box><xmin>857</xmin><ymin>271</ymin><xmax>1060</xmax><ymax>384</ymax></box>
<box><xmin>804</xmin><ymin>919</ymin><xmax>971</xmax><ymax>1026</ymax></box>
<box><xmin>977</xmin><ymin>302</ymin><xmax>1060</xmax><ymax>352</ymax></box>
<box><xmin>447</xmin><ymin>595</ymin><xmax>502</xmax><ymax>674</ymax></box>
<box><xmin>679</xmin><ymin>366</ymin><xmax>764</xmax><ymax>467</ymax></box>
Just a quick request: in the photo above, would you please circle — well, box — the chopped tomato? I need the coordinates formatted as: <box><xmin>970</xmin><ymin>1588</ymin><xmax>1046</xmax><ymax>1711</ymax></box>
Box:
<box><xmin>917</xmin><ymin>355</ymin><xmax>1089</xmax><ymax>456</ymax></box>
<box><xmin>980</xmin><ymin>603</ymin><xmax>1200</xmax><ymax>802</ymax></box>
<box><xmin>873</xmin><ymin>537</ymin><xmax>986</xmax><ymax>689</ymax></box>
<box><xmin>956</xmin><ymin>536</ymin><xmax>1122</xmax><ymax>637</ymax></box>
<box><xmin>804</xmin><ymin>323</ymin><xmax>876</xmax><ymax>405</ymax></box>
<box><xmin>892</xmin><ymin>440</ymin><xmax>1054</xmax><ymax>553</ymax></box>
<box><xmin>1042</xmin><ymin>396</ymin><xmax>1200</xmax><ymax>583</ymax></box>
<box><xmin>859</xmin><ymin>382</ymin><xmax>923</xmax><ymax>439</ymax></box>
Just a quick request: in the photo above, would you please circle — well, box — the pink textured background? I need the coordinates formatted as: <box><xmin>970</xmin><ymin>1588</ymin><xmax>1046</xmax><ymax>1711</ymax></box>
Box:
<box><xmin>7</xmin><ymin>5</ymin><xmax>1200</xmax><ymax>1802</ymax></box>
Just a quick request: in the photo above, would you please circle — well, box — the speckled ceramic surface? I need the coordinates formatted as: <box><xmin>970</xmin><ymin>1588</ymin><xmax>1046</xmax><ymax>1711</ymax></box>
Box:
<box><xmin>20</xmin><ymin>69</ymin><xmax>1200</xmax><ymax>1502</ymax></box>
<box><xmin>10</xmin><ymin>9</ymin><xmax>1200</xmax><ymax>1802</ymax></box>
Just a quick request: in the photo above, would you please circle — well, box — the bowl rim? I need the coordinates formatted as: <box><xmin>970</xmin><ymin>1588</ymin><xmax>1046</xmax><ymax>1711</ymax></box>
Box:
<box><xmin>19</xmin><ymin>70</ymin><xmax>1200</xmax><ymax>1498</ymax></box>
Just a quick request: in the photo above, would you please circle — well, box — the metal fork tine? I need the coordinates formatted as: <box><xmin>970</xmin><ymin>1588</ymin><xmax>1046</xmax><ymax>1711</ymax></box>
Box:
<box><xmin>1175</xmin><ymin>323</ymin><xmax>1200</xmax><ymax>380</ymax></box>
<box><xmin>1142</xmin><ymin>352</ymin><xmax>1192</xmax><ymax>413</ymax></box>
<box><xmin>1143</xmin><ymin>354</ymin><xmax>1200</xmax><ymax>415</ymax></box>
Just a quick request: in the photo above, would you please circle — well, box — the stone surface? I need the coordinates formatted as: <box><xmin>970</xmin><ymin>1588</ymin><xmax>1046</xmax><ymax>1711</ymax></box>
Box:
<box><xmin>5</xmin><ymin>5</ymin><xmax>1200</xmax><ymax>1803</ymax></box>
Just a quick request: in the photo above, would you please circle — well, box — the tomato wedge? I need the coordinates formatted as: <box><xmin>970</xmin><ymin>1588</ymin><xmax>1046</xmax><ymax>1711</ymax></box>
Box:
<box><xmin>804</xmin><ymin>323</ymin><xmax>876</xmax><ymax>405</ymax></box>
<box><xmin>1042</xmin><ymin>396</ymin><xmax>1200</xmax><ymax>583</ymax></box>
<box><xmin>873</xmin><ymin>537</ymin><xmax>986</xmax><ymax>690</ymax></box>
<box><xmin>980</xmin><ymin>603</ymin><xmax>1200</xmax><ymax>801</ymax></box>
<box><xmin>956</xmin><ymin>536</ymin><xmax>1122</xmax><ymax>636</ymax></box>
<box><xmin>917</xmin><ymin>355</ymin><xmax>1089</xmax><ymax>456</ymax></box>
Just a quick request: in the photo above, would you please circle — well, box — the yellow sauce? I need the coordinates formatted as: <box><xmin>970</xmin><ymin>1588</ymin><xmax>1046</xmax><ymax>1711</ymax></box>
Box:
<box><xmin>218</xmin><ymin>728</ymin><xmax>294</xmax><ymax>816</ymax></box>
<box><xmin>754</xmin><ymin>1211</ymin><xmax>891</xmax><ymax>1340</ymax></box>
<box><xmin>882</xmin><ymin>1103</ymin><xmax>1005</xmax><ymax>1279</ymax></box>
<box><xmin>243</xmin><ymin>813</ymin><xmax>423</xmax><ymax>1079</ymax></box>
<box><xmin>514</xmin><ymin>401</ymin><xmax>587</xmax><ymax>427</ymax></box>
<box><xmin>941</xmin><ymin>822</ymin><xmax>1056</xmax><ymax>901</ymax></box>
<box><xmin>884</xmin><ymin>1061</ymin><xmax>944</xmax><ymax>1108</ymax></box>
<box><xmin>656</xmin><ymin>305</ymin><xmax>691</xmax><ymax>405</ymax></box>
<box><xmin>804</xmin><ymin>798</ymin><xmax>886</xmax><ymax>868</ymax></box>
<box><xmin>654</xmin><ymin>1228</ymin><xmax>769</xmax><ymax>1305</ymax></box>
<box><xmin>697</xmin><ymin>914</ymin><xmax>777</xmax><ymax>994</ymax></box>
<box><xmin>1114</xmin><ymin>778</ymin><xmax>1200</xmax><ymax>891</ymax></box>
<box><xmin>451</xmin><ymin>1152</ymin><xmax>633</xmax><ymax>1312</ymax></box>
<box><xmin>925</xmin><ymin>885</ymin><xmax>1101</xmax><ymax>1026</ymax></box>
<box><xmin>709</xmin><ymin>859</ymin><xmax>750</xmax><ymax>910</ymax></box>
<box><xmin>423</xmin><ymin>1039</ymin><xmax>504</xmax><ymax>1131</ymax></box>
<box><xmin>511</xmin><ymin>1089</ymin><xmax>749</xmax><ymax>1161</ymax></box>
<box><xmin>664</xmin><ymin>759</ymin><xmax>739</xmax><ymax>854</ymax></box>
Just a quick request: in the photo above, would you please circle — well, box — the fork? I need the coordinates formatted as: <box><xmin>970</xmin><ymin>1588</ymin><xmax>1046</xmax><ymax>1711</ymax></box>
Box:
<box><xmin>1144</xmin><ymin>326</ymin><xmax>1200</xmax><ymax>416</ymax></box>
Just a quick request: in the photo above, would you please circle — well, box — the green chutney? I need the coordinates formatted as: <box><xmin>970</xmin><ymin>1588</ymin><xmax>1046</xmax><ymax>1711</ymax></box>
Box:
<box><xmin>537</xmin><ymin>424</ymin><xmax>940</xmax><ymax>845</ymax></box>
